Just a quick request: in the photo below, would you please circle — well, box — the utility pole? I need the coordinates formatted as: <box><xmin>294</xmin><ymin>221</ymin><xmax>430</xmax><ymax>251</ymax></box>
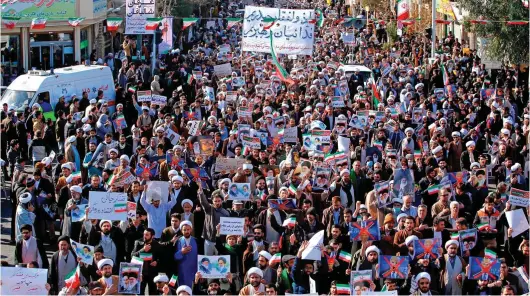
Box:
<box><xmin>431</xmin><ymin>0</ymin><xmax>436</xmax><ymax>58</ymax></box>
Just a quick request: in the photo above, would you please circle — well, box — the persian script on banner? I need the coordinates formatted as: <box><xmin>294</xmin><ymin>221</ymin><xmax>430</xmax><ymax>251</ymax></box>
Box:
<box><xmin>242</xmin><ymin>6</ymin><xmax>315</xmax><ymax>55</ymax></box>
<box><xmin>125</xmin><ymin>0</ymin><xmax>155</xmax><ymax>34</ymax></box>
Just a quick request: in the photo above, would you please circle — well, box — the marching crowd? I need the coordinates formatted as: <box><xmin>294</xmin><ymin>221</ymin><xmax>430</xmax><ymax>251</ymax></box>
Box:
<box><xmin>1</xmin><ymin>0</ymin><xmax>529</xmax><ymax>295</ymax></box>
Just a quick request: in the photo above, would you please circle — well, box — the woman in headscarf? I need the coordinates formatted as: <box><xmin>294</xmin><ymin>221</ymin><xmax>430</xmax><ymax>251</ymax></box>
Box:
<box><xmin>61</xmin><ymin>185</ymin><xmax>87</xmax><ymax>240</ymax></box>
<box><xmin>15</xmin><ymin>192</ymin><xmax>36</xmax><ymax>242</ymax></box>
<box><xmin>65</xmin><ymin>136</ymin><xmax>81</xmax><ymax>172</ymax></box>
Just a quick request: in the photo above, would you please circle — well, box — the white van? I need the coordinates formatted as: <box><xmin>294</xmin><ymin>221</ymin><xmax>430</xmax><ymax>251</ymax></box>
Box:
<box><xmin>1</xmin><ymin>65</ymin><xmax>116</xmax><ymax>112</ymax></box>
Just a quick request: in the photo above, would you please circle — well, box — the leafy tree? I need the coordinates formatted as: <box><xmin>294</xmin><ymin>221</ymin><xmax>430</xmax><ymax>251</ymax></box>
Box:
<box><xmin>458</xmin><ymin>0</ymin><xmax>529</xmax><ymax>63</ymax></box>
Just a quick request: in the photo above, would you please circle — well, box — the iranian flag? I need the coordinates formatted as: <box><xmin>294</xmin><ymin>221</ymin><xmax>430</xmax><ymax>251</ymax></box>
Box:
<box><xmin>68</xmin><ymin>17</ymin><xmax>85</xmax><ymax>27</ymax></box>
<box><xmin>169</xmin><ymin>275</ymin><xmax>178</xmax><ymax>287</ymax></box>
<box><xmin>226</xmin><ymin>18</ymin><xmax>241</xmax><ymax>29</ymax></box>
<box><xmin>450</xmin><ymin>232</ymin><xmax>459</xmax><ymax>240</ymax></box>
<box><xmin>397</xmin><ymin>0</ymin><xmax>410</xmax><ymax>21</ymax></box>
<box><xmin>107</xmin><ymin>18</ymin><xmax>123</xmax><ymax>31</ymax></box>
<box><xmin>371</xmin><ymin>74</ymin><xmax>381</xmax><ymax>108</ymax></box>
<box><xmin>71</xmin><ymin>171</ymin><xmax>82</xmax><ymax>182</ymax></box>
<box><xmin>2</xmin><ymin>16</ymin><xmax>20</xmax><ymax>29</ymax></box>
<box><xmin>64</xmin><ymin>265</ymin><xmax>81</xmax><ymax>289</ymax></box>
<box><xmin>338</xmin><ymin>251</ymin><xmax>352</xmax><ymax>263</ymax></box>
<box><xmin>414</xmin><ymin>150</ymin><xmax>422</xmax><ymax>159</ymax></box>
<box><xmin>282</xmin><ymin>217</ymin><xmax>296</xmax><ymax>227</ymax></box>
<box><xmin>507</xmin><ymin>20</ymin><xmax>529</xmax><ymax>25</ymax></box>
<box><xmin>139</xmin><ymin>252</ymin><xmax>152</xmax><ymax>261</ymax></box>
<box><xmin>441</xmin><ymin>64</ymin><xmax>450</xmax><ymax>86</ymax></box>
<box><xmin>186</xmin><ymin>73</ymin><xmax>194</xmax><ymax>84</ymax></box>
<box><xmin>336</xmin><ymin>284</ymin><xmax>350</xmax><ymax>294</ymax></box>
<box><xmin>485</xmin><ymin>249</ymin><xmax>497</xmax><ymax>259</ymax></box>
<box><xmin>427</xmin><ymin>184</ymin><xmax>441</xmax><ymax>195</ymax></box>
<box><xmin>106</xmin><ymin>174</ymin><xmax>116</xmax><ymax>186</ymax></box>
<box><xmin>435</xmin><ymin>19</ymin><xmax>452</xmax><ymax>25</ymax></box>
<box><xmin>182</xmin><ymin>18</ymin><xmax>198</xmax><ymax>30</ymax></box>
<box><xmin>477</xmin><ymin>223</ymin><xmax>490</xmax><ymax>231</ymax></box>
<box><xmin>269</xmin><ymin>253</ymin><xmax>282</xmax><ymax>265</ymax></box>
<box><xmin>115</xmin><ymin>203</ymin><xmax>127</xmax><ymax>213</ymax></box>
<box><xmin>128</xmin><ymin>85</ymin><xmax>137</xmax><ymax>93</ymax></box>
<box><xmin>145</xmin><ymin>18</ymin><xmax>163</xmax><ymax>30</ymax></box>
<box><xmin>261</xmin><ymin>17</ymin><xmax>277</xmax><ymax>30</ymax></box>
<box><xmin>31</xmin><ymin>18</ymin><xmax>47</xmax><ymax>29</ymax></box>
<box><xmin>269</xmin><ymin>33</ymin><xmax>295</xmax><ymax>85</ymax></box>
<box><xmin>131</xmin><ymin>256</ymin><xmax>144</xmax><ymax>265</ymax></box>
<box><xmin>288</xmin><ymin>184</ymin><xmax>297</xmax><ymax>194</ymax></box>
<box><xmin>314</xmin><ymin>9</ymin><xmax>325</xmax><ymax>27</ymax></box>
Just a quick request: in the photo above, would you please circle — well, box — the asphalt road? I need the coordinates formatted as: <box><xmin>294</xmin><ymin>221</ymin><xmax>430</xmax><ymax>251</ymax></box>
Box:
<box><xmin>0</xmin><ymin>175</ymin><xmax>58</xmax><ymax>266</ymax></box>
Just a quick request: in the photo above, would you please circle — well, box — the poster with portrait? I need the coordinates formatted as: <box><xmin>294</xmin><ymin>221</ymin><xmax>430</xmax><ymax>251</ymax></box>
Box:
<box><xmin>197</xmin><ymin>256</ymin><xmax>231</xmax><ymax>279</ymax></box>
<box><xmin>379</xmin><ymin>256</ymin><xmax>409</xmax><ymax>279</ymax></box>
<box><xmin>413</xmin><ymin>238</ymin><xmax>441</xmax><ymax>260</ymax></box>
<box><xmin>70</xmin><ymin>239</ymin><xmax>94</xmax><ymax>265</ymax></box>
<box><xmin>392</xmin><ymin>168</ymin><xmax>415</xmax><ymax>199</ymax></box>
<box><xmin>374</xmin><ymin>181</ymin><xmax>390</xmax><ymax>208</ymax></box>
<box><xmin>459</xmin><ymin>229</ymin><xmax>478</xmax><ymax>256</ymax></box>
<box><xmin>349</xmin><ymin>220</ymin><xmax>380</xmax><ymax>241</ymax></box>
<box><xmin>71</xmin><ymin>204</ymin><xmax>88</xmax><ymax>222</ymax></box>
<box><xmin>118</xmin><ymin>263</ymin><xmax>142</xmax><ymax>294</ymax></box>
<box><xmin>198</xmin><ymin>136</ymin><xmax>214</xmax><ymax>156</ymax></box>
<box><xmin>259</xmin><ymin>165</ymin><xmax>280</xmax><ymax>177</ymax></box>
<box><xmin>351</xmin><ymin>270</ymin><xmax>373</xmax><ymax>294</ymax></box>
<box><xmin>468</xmin><ymin>257</ymin><xmax>500</xmax><ymax>281</ymax></box>
<box><xmin>313</xmin><ymin>167</ymin><xmax>331</xmax><ymax>190</ymax></box>
<box><xmin>228</xmin><ymin>183</ymin><xmax>251</xmax><ymax>200</ymax></box>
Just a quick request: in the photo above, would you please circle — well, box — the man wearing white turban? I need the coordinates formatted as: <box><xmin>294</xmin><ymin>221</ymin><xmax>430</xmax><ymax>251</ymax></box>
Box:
<box><xmin>239</xmin><ymin>267</ymin><xmax>266</xmax><ymax>295</ymax></box>
<box><xmin>439</xmin><ymin>239</ymin><xmax>466</xmax><ymax>295</ymax></box>
<box><xmin>412</xmin><ymin>272</ymin><xmax>434</xmax><ymax>295</ymax></box>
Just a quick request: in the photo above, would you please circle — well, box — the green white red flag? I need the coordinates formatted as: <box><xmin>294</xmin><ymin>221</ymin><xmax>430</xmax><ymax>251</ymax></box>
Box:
<box><xmin>145</xmin><ymin>18</ymin><xmax>163</xmax><ymax>30</ymax></box>
<box><xmin>397</xmin><ymin>0</ymin><xmax>410</xmax><ymax>20</ymax></box>
<box><xmin>107</xmin><ymin>18</ymin><xmax>123</xmax><ymax>31</ymax></box>
<box><xmin>182</xmin><ymin>18</ymin><xmax>198</xmax><ymax>30</ymax></box>
<box><xmin>3</xmin><ymin>16</ymin><xmax>20</xmax><ymax>29</ymax></box>
<box><xmin>31</xmin><ymin>18</ymin><xmax>47</xmax><ymax>29</ymax></box>
<box><xmin>68</xmin><ymin>18</ymin><xmax>85</xmax><ymax>27</ymax></box>
<box><xmin>64</xmin><ymin>265</ymin><xmax>81</xmax><ymax>289</ymax></box>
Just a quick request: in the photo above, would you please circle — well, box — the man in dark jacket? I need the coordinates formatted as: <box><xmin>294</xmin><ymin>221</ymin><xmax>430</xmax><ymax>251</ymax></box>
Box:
<box><xmin>48</xmin><ymin>236</ymin><xmax>77</xmax><ymax>295</ymax></box>
<box><xmin>131</xmin><ymin>228</ymin><xmax>162</xmax><ymax>295</ymax></box>
<box><xmin>15</xmin><ymin>111</ymin><xmax>28</xmax><ymax>157</ymax></box>
<box><xmin>88</xmin><ymin>220</ymin><xmax>125</xmax><ymax>274</ymax></box>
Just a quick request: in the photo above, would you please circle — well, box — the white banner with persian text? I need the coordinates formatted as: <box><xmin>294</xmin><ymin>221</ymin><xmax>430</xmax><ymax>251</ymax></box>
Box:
<box><xmin>126</xmin><ymin>0</ymin><xmax>156</xmax><ymax>34</ymax></box>
<box><xmin>242</xmin><ymin>6</ymin><xmax>315</xmax><ymax>55</ymax></box>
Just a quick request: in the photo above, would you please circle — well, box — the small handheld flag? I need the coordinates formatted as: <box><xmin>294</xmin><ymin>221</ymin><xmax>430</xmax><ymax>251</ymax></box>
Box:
<box><xmin>169</xmin><ymin>275</ymin><xmax>178</xmax><ymax>287</ymax></box>
<box><xmin>338</xmin><ymin>251</ymin><xmax>352</xmax><ymax>263</ymax></box>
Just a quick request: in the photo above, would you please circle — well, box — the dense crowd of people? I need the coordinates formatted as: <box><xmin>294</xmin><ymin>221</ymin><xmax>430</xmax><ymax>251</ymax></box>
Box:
<box><xmin>0</xmin><ymin>0</ymin><xmax>529</xmax><ymax>295</ymax></box>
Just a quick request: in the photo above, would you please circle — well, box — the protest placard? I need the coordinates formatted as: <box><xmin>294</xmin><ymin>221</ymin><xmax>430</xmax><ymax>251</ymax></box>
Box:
<box><xmin>508</xmin><ymin>188</ymin><xmax>530</xmax><ymax>207</ymax></box>
<box><xmin>71</xmin><ymin>204</ymin><xmax>87</xmax><ymax>222</ymax></box>
<box><xmin>459</xmin><ymin>229</ymin><xmax>478</xmax><ymax>256</ymax></box>
<box><xmin>187</xmin><ymin>120</ymin><xmax>204</xmax><ymax>136</ymax></box>
<box><xmin>70</xmin><ymin>239</ymin><xmax>95</xmax><ymax>265</ymax></box>
<box><xmin>505</xmin><ymin>209</ymin><xmax>529</xmax><ymax>238</ymax></box>
<box><xmin>127</xmin><ymin>202</ymin><xmax>137</xmax><ymax>220</ymax></box>
<box><xmin>198</xmin><ymin>256</ymin><xmax>231</xmax><ymax>278</ymax></box>
<box><xmin>268</xmin><ymin>199</ymin><xmax>297</xmax><ymax>210</ymax></box>
<box><xmin>215</xmin><ymin>158</ymin><xmax>246</xmax><ymax>173</ymax></box>
<box><xmin>379</xmin><ymin>256</ymin><xmax>409</xmax><ymax>279</ymax></box>
<box><xmin>283</xmin><ymin>127</ymin><xmax>298</xmax><ymax>143</ymax></box>
<box><xmin>146</xmin><ymin>181</ymin><xmax>169</xmax><ymax>204</ymax></box>
<box><xmin>374</xmin><ymin>181</ymin><xmax>390</xmax><ymax>208</ymax></box>
<box><xmin>350</xmin><ymin>220</ymin><xmax>380</xmax><ymax>241</ymax></box>
<box><xmin>166</xmin><ymin>128</ymin><xmax>181</xmax><ymax>145</ymax></box>
<box><xmin>107</xmin><ymin>170</ymin><xmax>136</xmax><ymax>187</ymax></box>
<box><xmin>118</xmin><ymin>262</ymin><xmax>142</xmax><ymax>294</ymax></box>
<box><xmin>151</xmin><ymin>95</ymin><xmax>167</xmax><ymax>105</ymax></box>
<box><xmin>331</xmin><ymin>96</ymin><xmax>345</xmax><ymax>107</ymax></box>
<box><xmin>313</xmin><ymin>167</ymin><xmax>331</xmax><ymax>190</ymax></box>
<box><xmin>1</xmin><ymin>267</ymin><xmax>48</xmax><ymax>295</ymax></box>
<box><xmin>468</xmin><ymin>257</ymin><xmax>500</xmax><ymax>281</ymax></box>
<box><xmin>219</xmin><ymin>217</ymin><xmax>245</xmax><ymax>235</ymax></box>
<box><xmin>113</xmin><ymin>114</ymin><xmax>127</xmax><ymax>131</ymax></box>
<box><xmin>214</xmin><ymin>63</ymin><xmax>232</xmax><ymax>77</ymax></box>
<box><xmin>228</xmin><ymin>183</ymin><xmax>251</xmax><ymax>200</ymax></box>
<box><xmin>413</xmin><ymin>238</ymin><xmax>441</xmax><ymax>260</ymax></box>
<box><xmin>351</xmin><ymin>270</ymin><xmax>373</xmax><ymax>294</ymax></box>
<box><xmin>241</xmin><ymin>135</ymin><xmax>261</xmax><ymax>149</ymax></box>
<box><xmin>301</xmin><ymin>230</ymin><xmax>324</xmax><ymax>261</ymax></box>
<box><xmin>137</xmin><ymin>90</ymin><xmax>152</xmax><ymax>102</ymax></box>
<box><xmin>204</xmin><ymin>86</ymin><xmax>215</xmax><ymax>101</ymax></box>
<box><xmin>88</xmin><ymin>192</ymin><xmax>128</xmax><ymax>221</ymax></box>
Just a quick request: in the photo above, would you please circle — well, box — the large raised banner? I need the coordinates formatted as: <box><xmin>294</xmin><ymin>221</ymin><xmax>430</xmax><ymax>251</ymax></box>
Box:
<box><xmin>126</xmin><ymin>0</ymin><xmax>155</xmax><ymax>34</ymax></box>
<box><xmin>242</xmin><ymin>6</ymin><xmax>315</xmax><ymax>55</ymax></box>
<box><xmin>88</xmin><ymin>192</ymin><xmax>128</xmax><ymax>221</ymax></box>
<box><xmin>1</xmin><ymin>267</ymin><xmax>48</xmax><ymax>295</ymax></box>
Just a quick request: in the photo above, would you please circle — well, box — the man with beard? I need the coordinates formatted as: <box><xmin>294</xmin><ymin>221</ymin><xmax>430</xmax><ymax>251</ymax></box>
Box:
<box><xmin>15</xmin><ymin>224</ymin><xmax>48</xmax><ymax>268</ymax></box>
<box><xmin>169</xmin><ymin>175</ymin><xmax>194</xmax><ymax>214</ymax></box>
<box><xmin>411</xmin><ymin>272</ymin><xmax>438</xmax><ymax>295</ymax></box>
<box><xmin>398</xmin><ymin>127</ymin><xmax>419</xmax><ymax>157</ymax></box>
<box><xmin>393</xmin><ymin>216</ymin><xmax>423</xmax><ymax>254</ymax></box>
<box><xmin>88</xmin><ymin>220</ymin><xmax>125</xmax><ymax>273</ymax></box>
<box><xmin>47</xmin><ymin>236</ymin><xmax>78</xmax><ymax>294</ymax></box>
<box><xmin>460</xmin><ymin>141</ymin><xmax>479</xmax><ymax>172</ymax></box>
<box><xmin>447</xmin><ymin>131</ymin><xmax>463</xmax><ymax>171</ymax></box>
<box><xmin>352</xmin><ymin>245</ymin><xmax>380</xmax><ymax>289</ymax></box>
<box><xmin>239</xmin><ymin>267</ymin><xmax>266</xmax><ymax>295</ymax></box>
<box><xmin>243</xmin><ymin>224</ymin><xmax>269</xmax><ymax>270</ymax></box>
<box><xmin>198</xmin><ymin>181</ymin><xmax>230</xmax><ymax>255</ymax></box>
<box><xmin>438</xmin><ymin>240</ymin><xmax>466</xmax><ymax>295</ymax></box>
<box><xmin>131</xmin><ymin>228</ymin><xmax>162</xmax><ymax>294</ymax></box>
<box><xmin>329</xmin><ymin>169</ymin><xmax>355</xmax><ymax>210</ymax></box>
<box><xmin>174</xmin><ymin>221</ymin><xmax>198</xmax><ymax>288</ymax></box>
<box><xmin>256</xmin><ymin>251</ymin><xmax>276</xmax><ymax>284</ymax></box>
<box><xmin>96</xmin><ymin>259</ymin><xmax>119</xmax><ymax>295</ymax></box>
